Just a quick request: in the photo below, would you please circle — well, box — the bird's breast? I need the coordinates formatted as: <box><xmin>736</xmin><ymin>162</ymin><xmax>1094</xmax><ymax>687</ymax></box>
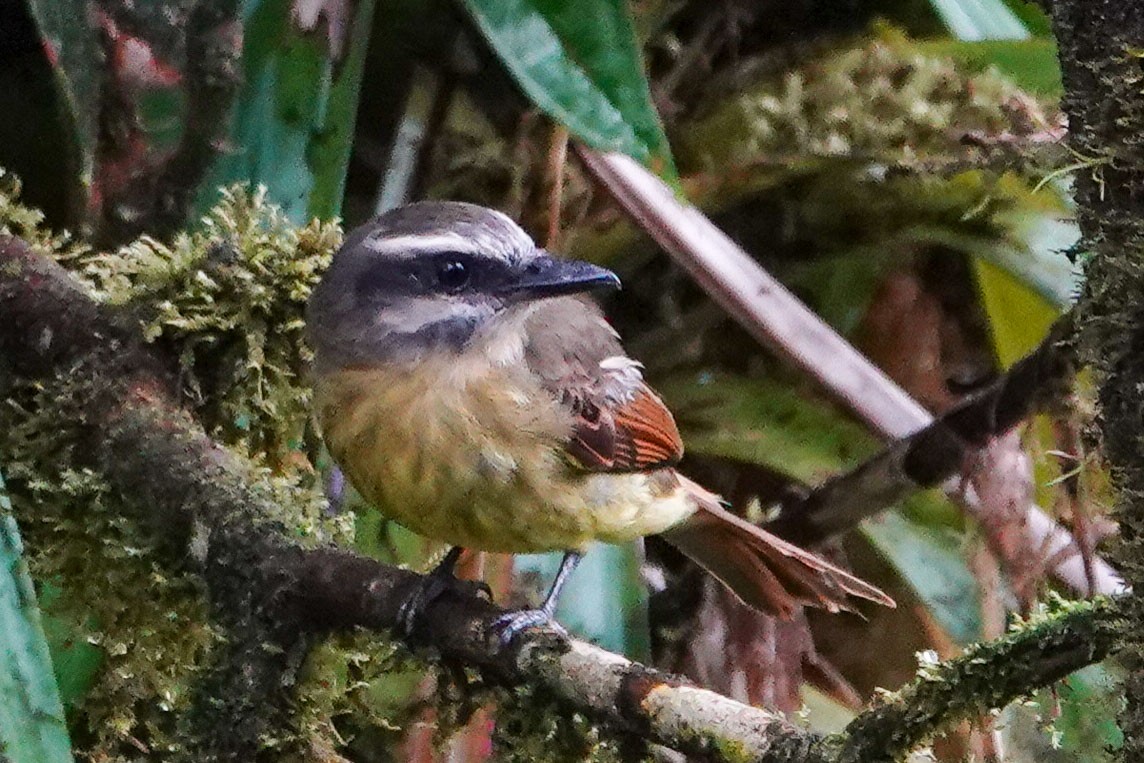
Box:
<box><xmin>314</xmin><ymin>357</ymin><xmax>695</xmax><ymax>552</ymax></box>
<box><xmin>313</xmin><ymin>358</ymin><xmax>572</xmax><ymax>550</ymax></box>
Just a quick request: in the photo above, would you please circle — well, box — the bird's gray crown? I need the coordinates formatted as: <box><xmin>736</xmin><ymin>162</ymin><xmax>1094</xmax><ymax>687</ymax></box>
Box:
<box><xmin>344</xmin><ymin>201</ymin><xmax>534</xmax><ymax>265</ymax></box>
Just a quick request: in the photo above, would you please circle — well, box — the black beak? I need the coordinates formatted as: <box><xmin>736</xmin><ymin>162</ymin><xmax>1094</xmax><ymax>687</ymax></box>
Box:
<box><xmin>501</xmin><ymin>254</ymin><xmax>621</xmax><ymax>300</ymax></box>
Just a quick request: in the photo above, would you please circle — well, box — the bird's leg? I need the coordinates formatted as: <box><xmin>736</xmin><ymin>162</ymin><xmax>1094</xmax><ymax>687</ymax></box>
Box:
<box><xmin>397</xmin><ymin>546</ymin><xmax>491</xmax><ymax>637</ymax></box>
<box><xmin>492</xmin><ymin>551</ymin><xmax>582</xmax><ymax>645</ymax></box>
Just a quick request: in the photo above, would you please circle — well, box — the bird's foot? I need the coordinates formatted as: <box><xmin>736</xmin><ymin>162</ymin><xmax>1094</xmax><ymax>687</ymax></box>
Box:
<box><xmin>490</xmin><ymin>608</ymin><xmax>567</xmax><ymax>646</ymax></box>
<box><xmin>398</xmin><ymin>573</ymin><xmax>491</xmax><ymax>639</ymax></box>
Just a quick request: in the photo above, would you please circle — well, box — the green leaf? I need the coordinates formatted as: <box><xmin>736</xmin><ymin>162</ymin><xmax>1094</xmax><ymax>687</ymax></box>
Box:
<box><xmin>459</xmin><ymin>0</ymin><xmax>675</xmax><ymax>178</ymax></box>
<box><xmin>196</xmin><ymin>0</ymin><xmax>377</xmax><ymax>222</ymax></box>
<box><xmin>862</xmin><ymin>511</ymin><xmax>982</xmax><ymax>644</ymax></box>
<box><xmin>0</xmin><ymin>475</ymin><xmax>74</xmax><ymax>763</ymax></box>
<box><xmin>970</xmin><ymin>181</ymin><xmax>1079</xmax><ymax>365</ymax></box>
<box><xmin>658</xmin><ymin>372</ymin><xmax>880</xmax><ymax>484</ymax></box>
<box><xmin>974</xmin><ymin>258</ymin><xmax>1060</xmax><ymax>366</ymax></box>
<box><xmin>925</xmin><ymin>0</ymin><xmax>1030</xmax><ymax>41</ymax></box>
<box><xmin>1002</xmin><ymin>0</ymin><xmax>1053</xmax><ymax>37</ymax></box>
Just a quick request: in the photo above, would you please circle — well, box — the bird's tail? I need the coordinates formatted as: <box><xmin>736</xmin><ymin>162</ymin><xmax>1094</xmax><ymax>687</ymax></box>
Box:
<box><xmin>659</xmin><ymin>475</ymin><xmax>894</xmax><ymax>618</ymax></box>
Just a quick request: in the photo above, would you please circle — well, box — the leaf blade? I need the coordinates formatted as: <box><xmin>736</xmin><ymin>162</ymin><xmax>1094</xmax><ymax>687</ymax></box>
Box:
<box><xmin>460</xmin><ymin>0</ymin><xmax>675</xmax><ymax>177</ymax></box>
<box><xmin>195</xmin><ymin>0</ymin><xmax>378</xmax><ymax>222</ymax></box>
<box><xmin>0</xmin><ymin>476</ymin><xmax>74</xmax><ymax>763</ymax></box>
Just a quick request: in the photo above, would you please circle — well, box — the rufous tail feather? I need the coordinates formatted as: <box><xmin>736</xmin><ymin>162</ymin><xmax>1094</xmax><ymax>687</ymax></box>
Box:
<box><xmin>659</xmin><ymin>475</ymin><xmax>894</xmax><ymax>619</ymax></box>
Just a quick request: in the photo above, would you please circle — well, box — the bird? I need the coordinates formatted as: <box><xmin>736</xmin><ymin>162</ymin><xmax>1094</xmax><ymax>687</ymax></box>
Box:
<box><xmin>306</xmin><ymin>201</ymin><xmax>893</xmax><ymax>642</ymax></box>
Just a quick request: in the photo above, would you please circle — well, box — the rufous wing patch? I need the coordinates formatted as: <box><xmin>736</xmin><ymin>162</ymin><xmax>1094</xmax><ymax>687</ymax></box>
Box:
<box><xmin>566</xmin><ymin>384</ymin><xmax>683</xmax><ymax>473</ymax></box>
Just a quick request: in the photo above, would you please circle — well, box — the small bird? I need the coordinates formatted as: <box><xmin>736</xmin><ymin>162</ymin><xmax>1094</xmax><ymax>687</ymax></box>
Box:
<box><xmin>307</xmin><ymin>201</ymin><xmax>892</xmax><ymax>641</ymax></box>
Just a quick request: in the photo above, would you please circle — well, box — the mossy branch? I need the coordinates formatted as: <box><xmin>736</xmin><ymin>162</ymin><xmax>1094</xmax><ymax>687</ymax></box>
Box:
<box><xmin>817</xmin><ymin>598</ymin><xmax>1119</xmax><ymax>763</ymax></box>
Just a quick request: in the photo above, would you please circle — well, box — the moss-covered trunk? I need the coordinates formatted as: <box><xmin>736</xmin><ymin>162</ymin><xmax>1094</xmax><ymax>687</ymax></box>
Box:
<box><xmin>1052</xmin><ymin>3</ymin><xmax>1144</xmax><ymax>757</ymax></box>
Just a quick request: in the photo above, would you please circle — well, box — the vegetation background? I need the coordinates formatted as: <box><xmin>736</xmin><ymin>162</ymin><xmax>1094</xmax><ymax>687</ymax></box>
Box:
<box><xmin>0</xmin><ymin>0</ymin><xmax>1128</xmax><ymax>760</ymax></box>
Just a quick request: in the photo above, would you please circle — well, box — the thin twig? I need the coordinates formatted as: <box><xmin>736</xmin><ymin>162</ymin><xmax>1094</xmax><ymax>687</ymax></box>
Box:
<box><xmin>544</xmin><ymin>124</ymin><xmax>569</xmax><ymax>249</ymax></box>
<box><xmin>768</xmin><ymin>316</ymin><xmax>1078</xmax><ymax>544</ymax></box>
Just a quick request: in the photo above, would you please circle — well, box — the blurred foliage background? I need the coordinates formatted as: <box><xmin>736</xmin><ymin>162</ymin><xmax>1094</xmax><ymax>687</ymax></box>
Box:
<box><xmin>0</xmin><ymin>0</ymin><xmax>1121</xmax><ymax>760</ymax></box>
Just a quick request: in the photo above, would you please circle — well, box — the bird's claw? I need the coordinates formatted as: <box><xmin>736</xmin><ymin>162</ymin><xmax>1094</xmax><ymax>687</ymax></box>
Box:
<box><xmin>490</xmin><ymin>608</ymin><xmax>567</xmax><ymax>646</ymax></box>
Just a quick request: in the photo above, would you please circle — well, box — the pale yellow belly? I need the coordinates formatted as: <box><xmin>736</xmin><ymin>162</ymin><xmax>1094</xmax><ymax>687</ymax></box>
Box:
<box><xmin>313</xmin><ymin>363</ymin><xmax>694</xmax><ymax>553</ymax></box>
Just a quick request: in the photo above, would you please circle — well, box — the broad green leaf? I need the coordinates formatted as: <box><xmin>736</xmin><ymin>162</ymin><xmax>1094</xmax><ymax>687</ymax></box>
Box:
<box><xmin>926</xmin><ymin>0</ymin><xmax>1030</xmax><ymax>41</ymax></box>
<box><xmin>861</xmin><ymin>511</ymin><xmax>981</xmax><ymax>644</ymax></box>
<box><xmin>0</xmin><ymin>476</ymin><xmax>74</xmax><ymax>763</ymax></box>
<box><xmin>460</xmin><ymin>0</ymin><xmax>675</xmax><ymax>178</ymax></box>
<box><xmin>196</xmin><ymin>0</ymin><xmax>377</xmax><ymax>222</ymax></box>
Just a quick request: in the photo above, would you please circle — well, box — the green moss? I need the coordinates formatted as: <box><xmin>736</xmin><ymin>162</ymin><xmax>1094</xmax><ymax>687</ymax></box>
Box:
<box><xmin>1</xmin><ymin>383</ymin><xmax>216</xmax><ymax>759</ymax></box>
<box><xmin>291</xmin><ymin>629</ymin><xmax>426</xmax><ymax>750</ymax></box>
<box><xmin>0</xmin><ymin>170</ymin><xmax>87</xmax><ymax>257</ymax></box>
<box><xmin>677</xmin><ymin>26</ymin><xmax>1055</xmax><ymax>172</ymax></box>
<box><xmin>76</xmin><ymin>185</ymin><xmax>341</xmax><ymax>470</ymax></box>
<box><xmin>824</xmin><ymin>597</ymin><xmax>1117</xmax><ymax>763</ymax></box>
<box><xmin>0</xmin><ymin>182</ymin><xmax>373</xmax><ymax>758</ymax></box>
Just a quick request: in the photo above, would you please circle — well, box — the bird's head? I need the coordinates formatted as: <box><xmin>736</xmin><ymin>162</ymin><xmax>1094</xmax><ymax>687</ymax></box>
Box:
<box><xmin>306</xmin><ymin>201</ymin><xmax>620</xmax><ymax>370</ymax></box>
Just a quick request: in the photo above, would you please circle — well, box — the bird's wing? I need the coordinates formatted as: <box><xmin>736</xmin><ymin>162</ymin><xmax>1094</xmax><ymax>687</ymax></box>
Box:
<box><xmin>523</xmin><ymin>298</ymin><xmax>683</xmax><ymax>473</ymax></box>
<box><xmin>563</xmin><ymin>378</ymin><xmax>684</xmax><ymax>472</ymax></box>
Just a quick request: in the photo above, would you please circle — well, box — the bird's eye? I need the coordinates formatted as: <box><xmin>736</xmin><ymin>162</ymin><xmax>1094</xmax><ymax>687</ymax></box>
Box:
<box><xmin>436</xmin><ymin>259</ymin><xmax>470</xmax><ymax>292</ymax></box>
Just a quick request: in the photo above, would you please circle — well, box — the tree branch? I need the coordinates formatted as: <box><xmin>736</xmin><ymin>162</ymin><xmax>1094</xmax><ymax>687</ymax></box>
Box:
<box><xmin>1050</xmin><ymin>0</ymin><xmax>1144</xmax><ymax>755</ymax></box>
<box><xmin>820</xmin><ymin>598</ymin><xmax>1118</xmax><ymax>763</ymax></box>
<box><xmin>768</xmin><ymin>315</ymin><xmax>1078</xmax><ymax>545</ymax></box>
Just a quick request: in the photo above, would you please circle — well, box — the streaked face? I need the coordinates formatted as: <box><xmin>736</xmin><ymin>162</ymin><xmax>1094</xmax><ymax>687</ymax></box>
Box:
<box><xmin>307</xmin><ymin>201</ymin><xmax>619</xmax><ymax>369</ymax></box>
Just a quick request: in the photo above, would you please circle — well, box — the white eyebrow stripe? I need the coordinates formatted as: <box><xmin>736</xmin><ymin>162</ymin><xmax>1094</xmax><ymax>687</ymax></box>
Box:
<box><xmin>364</xmin><ymin>232</ymin><xmax>481</xmax><ymax>256</ymax></box>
